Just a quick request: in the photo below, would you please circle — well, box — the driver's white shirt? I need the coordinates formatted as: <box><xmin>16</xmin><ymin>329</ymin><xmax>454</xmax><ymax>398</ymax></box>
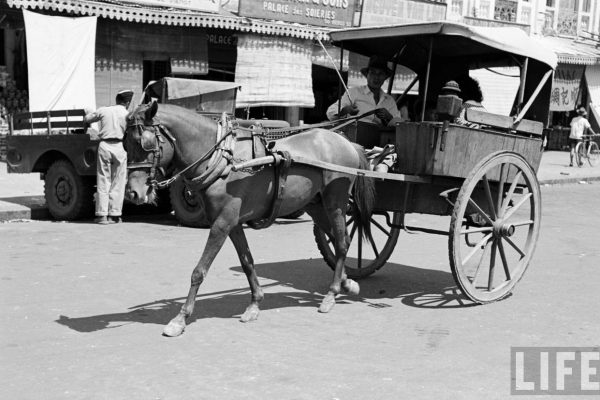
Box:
<box><xmin>326</xmin><ymin>85</ymin><xmax>401</xmax><ymax>126</ymax></box>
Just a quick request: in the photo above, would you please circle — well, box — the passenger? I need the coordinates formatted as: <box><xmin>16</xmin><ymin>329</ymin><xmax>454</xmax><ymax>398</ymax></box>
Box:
<box><xmin>455</xmin><ymin>76</ymin><xmax>486</xmax><ymax>127</ymax></box>
<box><xmin>326</xmin><ymin>55</ymin><xmax>402</xmax><ymax>127</ymax></box>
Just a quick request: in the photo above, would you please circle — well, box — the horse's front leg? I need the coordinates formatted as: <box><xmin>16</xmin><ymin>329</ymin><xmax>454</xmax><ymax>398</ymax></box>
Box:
<box><xmin>163</xmin><ymin>217</ymin><xmax>233</xmax><ymax>337</ymax></box>
<box><xmin>229</xmin><ymin>225</ymin><xmax>263</xmax><ymax>322</ymax></box>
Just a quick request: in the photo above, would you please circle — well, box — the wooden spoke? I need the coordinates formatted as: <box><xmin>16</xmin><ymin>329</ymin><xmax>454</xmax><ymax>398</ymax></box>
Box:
<box><xmin>482</xmin><ymin>175</ymin><xmax>497</xmax><ymax>220</ymax></box>
<box><xmin>504</xmin><ymin>236</ymin><xmax>525</xmax><ymax>258</ymax></box>
<box><xmin>467</xmin><ymin>198</ymin><xmax>494</xmax><ymax>225</ymax></box>
<box><xmin>462</xmin><ymin>233</ymin><xmax>493</xmax><ymax>265</ymax></box>
<box><xmin>369</xmin><ymin>233</ymin><xmax>380</xmax><ymax>258</ymax></box>
<box><xmin>510</xmin><ymin>220</ymin><xmax>534</xmax><ymax>227</ymax></box>
<box><xmin>371</xmin><ymin>217</ymin><xmax>392</xmax><ymax>236</ymax></box>
<box><xmin>499</xmin><ymin>171</ymin><xmax>523</xmax><ymax>217</ymax></box>
<box><xmin>349</xmin><ymin>222</ymin><xmax>358</xmax><ymax>241</ymax></box>
<box><xmin>461</xmin><ymin>226</ymin><xmax>493</xmax><ymax>235</ymax></box>
<box><xmin>502</xmin><ymin>193</ymin><xmax>532</xmax><ymax>221</ymax></box>
<box><xmin>357</xmin><ymin>225</ymin><xmax>363</xmax><ymax>270</ymax></box>
<box><xmin>471</xmin><ymin>240</ymin><xmax>491</xmax><ymax>284</ymax></box>
<box><xmin>497</xmin><ymin>240</ymin><xmax>511</xmax><ymax>281</ymax></box>
<box><xmin>496</xmin><ymin>163</ymin><xmax>507</xmax><ymax>212</ymax></box>
<box><xmin>487</xmin><ymin>240</ymin><xmax>497</xmax><ymax>291</ymax></box>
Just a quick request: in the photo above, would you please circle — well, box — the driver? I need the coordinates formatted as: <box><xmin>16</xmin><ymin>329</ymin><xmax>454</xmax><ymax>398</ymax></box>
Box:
<box><xmin>326</xmin><ymin>56</ymin><xmax>402</xmax><ymax>127</ymax></box>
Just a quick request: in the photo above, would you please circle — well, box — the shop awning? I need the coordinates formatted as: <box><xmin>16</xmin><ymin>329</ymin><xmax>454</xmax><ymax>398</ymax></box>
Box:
<box><xmin>235</xmin><ymin>35</ymin><xmax>315</xmax><ymax>108</ymax></box>
<box><xmin>585</xmin><ymin>65</ymin><xmax>600</xmax><ymax>129</ymax></box>
<box><xmin>536</xmin><ymin>35</ymin><xmax>600</xmax><ymax>66</ymax></box>
<box><xmin>6</xmin><ymin>0</ymin><xmax>330</xmax><ymax>40</ymax></box>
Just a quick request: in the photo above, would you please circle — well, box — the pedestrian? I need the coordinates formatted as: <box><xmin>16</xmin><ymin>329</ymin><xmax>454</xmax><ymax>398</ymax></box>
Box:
<box><xmin>569</xmin><ymin>105</ymin><xmax>596</xmax><ymax>167</ymax></box>
<box><xmin>326</xmin><ymin>55</ymin><xmax>402</xmax><ymax>126</ymax></box>
<box><xmin>84</xmin><ymin>89</ymin><xmax>133</xmax><ymax>224</ymax></box>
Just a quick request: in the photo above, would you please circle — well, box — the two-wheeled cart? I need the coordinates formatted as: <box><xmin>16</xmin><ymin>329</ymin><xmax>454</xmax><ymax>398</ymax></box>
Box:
<box><xmin>312</xmin><ymin>22</ymin><xmax>558</xmax><ymax>303</ymax></box>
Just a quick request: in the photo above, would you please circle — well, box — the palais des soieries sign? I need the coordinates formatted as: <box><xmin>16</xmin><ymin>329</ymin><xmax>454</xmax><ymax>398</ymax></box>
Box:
<box><xmin>239</xmin><ymin>0</ymin><xmax>357</xmax><ymax>28</ymax></box>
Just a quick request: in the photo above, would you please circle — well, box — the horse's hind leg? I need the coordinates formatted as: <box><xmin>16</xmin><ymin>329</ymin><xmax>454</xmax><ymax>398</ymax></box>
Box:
<box><xmin>229</xmin><ymin>225</ymin><xmax>263</xmax><ymax>322</ymax></box>
<box><xmin>163</xmin><ymin>217</ymin><xmax>232</xmax><ymax>337</ymax></box>
<box><xmin>317</xmin><ymin>187</ymin><xmax>359</xmax><ymax>313</ymax></box>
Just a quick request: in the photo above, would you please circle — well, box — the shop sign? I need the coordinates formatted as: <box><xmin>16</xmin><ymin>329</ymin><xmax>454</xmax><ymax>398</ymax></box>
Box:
<box><xmin>119</xmin><ymin>0</ymin><xmax>219</xmax><ymax>13</ymax></box>
<box><xmin>360</xmin><ymin>0</ymin><xmax>447</xmax><ymax>26</ymax></box>
<box><xmin>550</xmin><ymin>65</ymin><xmax>584</xmax><ymax>112</ymax></box>
<box><xmin>238</xmin><ymin>0</ymin><xmax>357</xmax><ymax>28</ymax></box>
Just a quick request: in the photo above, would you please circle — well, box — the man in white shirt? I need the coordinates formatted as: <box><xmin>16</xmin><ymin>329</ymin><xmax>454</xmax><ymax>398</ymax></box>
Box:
<box><xmin>326</xmin><ymin>56</ymin><xmax>402</xmax><ymax>126</ymax></box>
<box><xmin>569</xmin><ymin>106</ymin><xmax>596</xmax><ymax>166</ymax></box>
<box><xmin>84</xmin><ymin>89</ymin><xmax>133</xmax><ymax>224</ymax></box>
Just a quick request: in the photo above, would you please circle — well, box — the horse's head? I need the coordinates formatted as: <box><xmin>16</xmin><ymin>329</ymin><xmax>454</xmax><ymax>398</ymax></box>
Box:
<box><xmin>124</xmin><ymin>101</ymin><xmax>174</xmax><ymax>205</ymax></box>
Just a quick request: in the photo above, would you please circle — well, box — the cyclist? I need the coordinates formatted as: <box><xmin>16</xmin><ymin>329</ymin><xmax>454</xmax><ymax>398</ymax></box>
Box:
<box><xmin>569</xmin><ymin>106</ymin><xmax>596</xmax><ymax>167</ymax></box>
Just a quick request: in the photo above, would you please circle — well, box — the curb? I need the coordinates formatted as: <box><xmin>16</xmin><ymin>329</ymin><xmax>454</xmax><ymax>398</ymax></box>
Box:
<box><xmin>539</xmin><ymin>176</ymin><xmax>600</xmax><ymax>186</ymax></box>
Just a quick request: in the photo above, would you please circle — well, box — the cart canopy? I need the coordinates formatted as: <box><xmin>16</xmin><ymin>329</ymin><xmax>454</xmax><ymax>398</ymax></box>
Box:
<box><xmin>147</xmin><ymin>78</ymin><xmax>240</xmax><ymax>114</ymax></box>
<box><xmin>328</xmin><ymin>22</ymin><xmax>557</xmax><ymax>71</ymax></box>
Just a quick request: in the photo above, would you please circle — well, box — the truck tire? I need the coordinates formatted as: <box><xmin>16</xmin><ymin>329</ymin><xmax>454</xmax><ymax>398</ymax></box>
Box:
<box><xmin>169</xmin><ymin>178</ymin><xmax>209</xmax><ymax>228</ymax></box>
<box><xmin>44</xmin><ymin>160</ymin><xmax>94</xmax><ymax>220</ymax></box>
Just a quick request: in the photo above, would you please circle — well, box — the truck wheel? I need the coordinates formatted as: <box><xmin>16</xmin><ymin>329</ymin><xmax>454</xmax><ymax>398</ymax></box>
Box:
<box><xmin>169</xmin><ymin>179</ymin><xmax>209</xmax><ymax>228</ymax></box>
<box><xmin>44</xmin><ymin>160</ymin><xmax>94</xmax><ymax>220</ymax></box>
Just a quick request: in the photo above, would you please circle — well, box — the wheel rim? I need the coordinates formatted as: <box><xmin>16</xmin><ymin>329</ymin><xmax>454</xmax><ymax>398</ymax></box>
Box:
<box><xmin>54</xmin><ymin>176</ymin><xmax>74</xmax><ymax>206</ymax></box>
<box><xmin>316</xmin><ymin>206</ymin><xmax>401</xmax><ymax>279</ymax></box>
<box><xmin>588</xmin><ymin>142</ymin><xmax>599</xmax><ymax>166</ymax></box>
<box><xmin>449</xmin><ymin>152</ymin><xmax>541</xmax><ymax>303</ymax></box>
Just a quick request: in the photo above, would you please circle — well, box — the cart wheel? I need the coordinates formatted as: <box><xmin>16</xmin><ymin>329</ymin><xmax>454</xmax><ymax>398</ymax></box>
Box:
<box><xmin>314</xmin><ymin>204</ymin><xmax>401</xmax><ymax>279</ymax></box>
<box><xmin>449</xmin><ymin>151</ymin><xmax>541</xmax><ymax>304</ymax></box>
<box><xmin>169</xmin><ymin>178</ymin><xmax>210</xmax><ymax>228</ymax></box>
<box><xmin>44</xmin><ymin>160</ymin><xmax>94</xmax><ymax>220</ymax></box>
<box><xmin>586</xmin><ymin>141</ymin><xmax>599</xmax><ymax>166</ymax></box>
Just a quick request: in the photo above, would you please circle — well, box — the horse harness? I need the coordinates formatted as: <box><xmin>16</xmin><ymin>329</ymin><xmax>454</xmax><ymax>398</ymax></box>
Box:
<box><xmin>127</xmin><ymin>112</ymin><xmax>293</xmax><ymax>229</ymax></box>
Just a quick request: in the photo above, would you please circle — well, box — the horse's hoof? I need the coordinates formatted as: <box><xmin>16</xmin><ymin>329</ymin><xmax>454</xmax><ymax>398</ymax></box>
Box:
<box><xmin>342</xmin><ymin>279</ymin><xmax>360</xmax><ymax>296</ymax></box>
<box><xmin>318</xmin><ymin>293</ymin><xmax>336</xmax><ymax>313</ymax></box>
<box><xmin>240</xmin><ymin>305</ymin><xmax>260</xmax><ymax>323</ymax></box>
<box><xmin>162</xmin><ymin>320</ymin><xmax>186</xmax><ymax>337</ymax></box>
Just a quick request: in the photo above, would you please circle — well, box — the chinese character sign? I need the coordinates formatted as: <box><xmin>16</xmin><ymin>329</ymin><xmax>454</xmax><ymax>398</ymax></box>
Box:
<box><xmin>550</xmin><ymin>66</ymin><xmax>584</xmax><ymax>112</ymax></box>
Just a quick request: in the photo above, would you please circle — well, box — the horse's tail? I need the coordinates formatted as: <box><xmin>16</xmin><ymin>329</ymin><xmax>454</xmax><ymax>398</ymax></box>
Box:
<box><xmin>351</xmin><ymin>143</ymin><xmax>376</xmax><ymax>243</ymax></box>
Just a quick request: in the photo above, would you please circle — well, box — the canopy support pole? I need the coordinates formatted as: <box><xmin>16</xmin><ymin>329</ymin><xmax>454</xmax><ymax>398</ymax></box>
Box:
<box><xmin>420</xmin><ymin>37</ymin><xmax>434</xmax><ymax>122</ymax></box>
<box><xmin>513</xmin><ymin>68</ymin><xmax>553</xmax><ymax>124</ymax></box>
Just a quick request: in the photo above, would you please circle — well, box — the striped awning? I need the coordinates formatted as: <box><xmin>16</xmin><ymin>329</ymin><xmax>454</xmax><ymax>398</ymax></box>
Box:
<box><xmin>6</xmin><ymin>0</ymin><xmax>331</xmax><ymax>40</ymax></box>
<box><xmin>536</xmin><ymin>35</ymin><xmax>600</xmax><ymax>66</ymax></box>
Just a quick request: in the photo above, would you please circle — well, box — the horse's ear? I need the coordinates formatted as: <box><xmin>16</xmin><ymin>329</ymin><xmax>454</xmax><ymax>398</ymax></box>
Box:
<box><xmin>145</xmin><ymin>100</ymin><xmax>158</xmax><ymax>120</ymax></box>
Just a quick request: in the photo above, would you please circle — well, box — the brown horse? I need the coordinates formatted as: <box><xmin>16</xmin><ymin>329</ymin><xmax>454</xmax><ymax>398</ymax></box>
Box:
<box><xmin>124</xmin><ymin>102</ymin><xmax>375</xmax><ymax>337</ymax></box>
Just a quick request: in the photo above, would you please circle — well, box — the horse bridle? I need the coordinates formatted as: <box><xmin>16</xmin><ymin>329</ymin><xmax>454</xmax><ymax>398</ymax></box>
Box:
<box><xmin>126</xmin><ymin>116</ymin><xmax>175</xmax><ymax>186</ymax></box>
<box><xmin>126</xmin><ymin>112</ymin><xmax>235</xmax><ymax>189</ymax></box>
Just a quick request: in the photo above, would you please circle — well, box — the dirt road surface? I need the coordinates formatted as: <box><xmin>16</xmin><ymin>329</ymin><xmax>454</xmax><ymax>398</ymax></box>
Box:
<box><xmin>1</xmin><ymin>183</ymin><xmax>599</xmax><ymax>399</ymax></box>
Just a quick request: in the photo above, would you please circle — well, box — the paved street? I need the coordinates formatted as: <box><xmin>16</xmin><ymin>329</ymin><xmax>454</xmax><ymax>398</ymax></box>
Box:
<box><xmin>1</xmin><ymin>183</ymin><xmax>599</xmax><ymax>399</ymax></box>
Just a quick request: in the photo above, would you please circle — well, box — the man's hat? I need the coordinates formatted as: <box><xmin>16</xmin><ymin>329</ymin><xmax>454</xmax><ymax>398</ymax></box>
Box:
<box><xmin>116</xmin><ymin>89</ymin><xmax>134</xmax><ymax>103</ymax></box>
<box><xmin>576</xmin><ymin>106</ymin><xmax>588</xmax><ymax>116</ymax></box>
<box><xmin>361</xmin><ymin>56</ymin><xmax>392</xmax><ymax>77</ymax></box>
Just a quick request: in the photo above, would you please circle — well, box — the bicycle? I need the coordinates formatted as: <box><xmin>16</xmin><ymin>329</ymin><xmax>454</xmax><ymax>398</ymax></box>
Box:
<box><xmin>575</xmin><ymin>134</ymin><xmax>600</xmax><ymax>167</ymax></box>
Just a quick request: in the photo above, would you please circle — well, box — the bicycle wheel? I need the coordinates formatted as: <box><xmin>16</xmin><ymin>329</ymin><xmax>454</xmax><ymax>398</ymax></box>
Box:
<box><xmin>587</xmin><ymin>141</ymin><xmax>600</xmax><ymax>167</ymax></box>
<box><xmin>575</xmin><ymin>141</ymin><xmax>586</xmax><ymax>167</ymax></box>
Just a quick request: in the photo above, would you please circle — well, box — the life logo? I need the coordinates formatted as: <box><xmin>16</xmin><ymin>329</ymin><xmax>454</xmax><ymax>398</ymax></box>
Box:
<box><xmin>511</xmin><ymin>347</ymin><xmax>600</xmax><ymax>395</ymax></box>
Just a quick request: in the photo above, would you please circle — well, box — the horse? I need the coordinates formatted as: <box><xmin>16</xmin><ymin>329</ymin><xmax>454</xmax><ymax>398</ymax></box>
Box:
<box><xmin>124</xmin><ymin>101</ymin><xmax>375</xmax><ymax>337</ymax></box>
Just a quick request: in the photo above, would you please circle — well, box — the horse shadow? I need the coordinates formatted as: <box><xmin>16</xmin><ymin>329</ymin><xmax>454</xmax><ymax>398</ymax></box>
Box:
<box><xmin>55</xmin><ymin>259</ymin><xmax>476</xmax><ymax>333</ymax></box>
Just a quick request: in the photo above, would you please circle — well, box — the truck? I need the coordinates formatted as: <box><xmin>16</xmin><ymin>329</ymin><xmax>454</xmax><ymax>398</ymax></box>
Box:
<box><xmin>5</xmin><ymin>78</ymin><xmax>292</xmax><ymax>226</ymax></box>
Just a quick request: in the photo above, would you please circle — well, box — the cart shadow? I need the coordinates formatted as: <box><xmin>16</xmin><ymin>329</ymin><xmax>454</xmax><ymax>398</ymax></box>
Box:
<box><xmin>55</xmin><ymin>259</ymin><xmax>475</xmax><ymax>333</ymax></box>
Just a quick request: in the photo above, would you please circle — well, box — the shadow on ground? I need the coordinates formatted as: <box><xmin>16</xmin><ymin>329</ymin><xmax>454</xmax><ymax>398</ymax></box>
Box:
<box><xmin>56</xmin><ymin>258</ymin><xmax>475</xmax><ymax>333</ymax></box>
